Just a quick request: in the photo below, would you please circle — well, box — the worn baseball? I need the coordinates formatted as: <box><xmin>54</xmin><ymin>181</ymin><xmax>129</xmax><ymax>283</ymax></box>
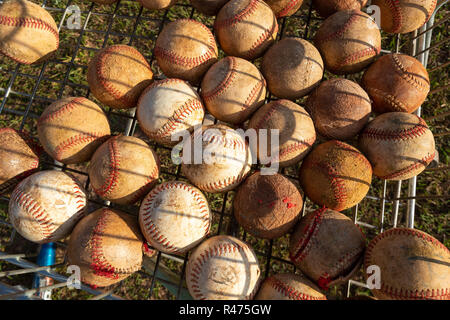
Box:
<box><xmin>87</xmin><ymin>44</ymin><xmax>153</xmax><ymax>109</ymax></box>
<box><xmin>214</xmin><ymin>0</ymin><xmax>278</xmax><ymax>60</ymax></box>
<box><xmin>186</xmin><ymin>235</ymin><xmax>261</xmax><ymax>300</ymax></box>
<box><xmin>88</xmin><ymin>135</ymin><xmax>160</xmax><ymax>205</ymax></box>
<box><xmin>290</xmin><ymin>208</ymin><xmax>366</xmax><ymax>290</ymax></box>
<box><xmin>137</xmin><ymin>0</ymin><xmax>177</xmax><ymax>10</ymax></box>
<box><xmin>372</xmin><ymin>0</ymin><xmax>437</xmax><ymax>34</ymax></box>
<box><xmin>0</xmin><ymin>0</ymin><xmax>59</xmax><ymax>64</ymax></box>
<box><xmin>255</xmin><ymin>273</ymin><xmax>327</xmax><ymax>300</ymax></box>
<box><xmin>67</xmin><ymin>208</ymin><xmax>144</xmax><ymax>288</ymax></box>
<box><xmin>313</xmin><ymin>0</ymin><xmax>368</xmax><ymax>18</ymax></box>
<box><xmin>362</xmin><ymin>53</ymin><xmax>430</xmax><ymax>114</ymax></box>
<box><xmin>201</xmin><ymin>56</ymin><xmax>266</xmax><ymax>124</ymax></box>
<box><xmin>306</xmin><ymin>78</ymin><xmax>372</xmax><ymax>140</ymax></box>
<box><xmin>137</xmin><ymin>79</ymin><xmax>205</xmax><ymax>146</ymax></box>
<box><xmin>190</xmin><ymin>0</ymin><xmax>229</xmax><ymax>15</ymax></box>
<box><xmin>155</xmin><ymin>19</ymin><xmax>218</xmax><ymax>85</ymax></box>
<box><xmin>359</xmin><ymin>112</ymin><xmax>435</xmax><ymax>180</ymax></box>
<box><xmin>365</xmin><ymin>228</ymin><xmax>450</xmax><ymax>300</ymax></box>
<box><xmin>8</xmin><ymin>170</ymin><xmax>87</xmax><ymax>244</ymax></box>
<box><xmin>37</xmin><ymin>97</ymin><xmax>111</xmax><ymax>164</ymax></box>
<box><xmin>314</xmin><ymin>10</ymin><xmax>381</xmax><ymax>74</ymax></box>
<box><xmin>261</xmin><ymin>37</ymin><xmax>323</xmax><ymax>99</ymax></box>
<box><xmin>181</xmin><ymin>124</ymin><xmax>252</xmax><ymax>193</ymax></box>
<box><xmin>248</xmin><ymin>99</ymin><xmax>316</xmax><ymax>168</ymax></box>
<box><xmin>139</xmin><ymin>181</ymin><xmax>211</xmax><ymax>254</ymax></box>
<box><xmin>299</xmin><ymin>140</ymin><xmax>372</xmax><ymax>211</ymax></box>
<box><xmin>0</xmin><ymin>128</ymin><xmax>41</xmax><ymax>194</ymax></box>
<box><xmin>265</xmin><ymin>0</ymin><xmax>304</xmax><ymax>18</ymax></box>
<box><xmin>233</xmin><ymin>172</ymin><xmax>303</xmax><ymax>239</ymax></box>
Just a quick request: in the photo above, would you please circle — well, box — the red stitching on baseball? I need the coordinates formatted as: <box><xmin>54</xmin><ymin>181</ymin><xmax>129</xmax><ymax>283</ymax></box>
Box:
<box><xmin>196</xmin><ymin>128</ymin><xmax>247</xmax><ymax>151</ymax></box>
<box><xmin>366</xmin><ymin>87</ymin><xmax>409</xmax><ymax>112</ymax></box>
<box><xmin>337</xmin><ymin>46</ymin><xmax>380</xmax><ymax>69</ymax></box>
<box><xmin>93</xmin><ymin>136</ymin><xmax>120</xmax><ymax>197</ymax></box>
<box><xmin>382</xmin><ymin>0</ymin><xmax>403</xmax><ymax>33</ymax></box>
<box><xmin>128</xmin><ymin>164</ymin><xmax>159</xmax><ymax>204</ymax></box>
<box><xmin>253</xmin><ymin>101</ymin><xmax>283</xmax><ymax>130</ymax></box>
<box><xmin>243</xmin><ymin>78</ymin><xmax>265</xmax><ymax>109</ymax></box>
<box><xmin>426</xmin><ymin>0</ymin><xmax>438</xmax><ymax>23</ymax></box>
<box><xmin>37</xmin><ymin>97</ymin><xmax>87</xmax><ymax>125</ymax></box>
<box><xmin>202</xmin><ymin>57</ymin><xmax>237</xmax><ymax>102</ymax></box>
<box><xmin>276</xmin><ymin>0</ymin><xmax>301</xmax><ymax>18</ymax></box>
<box><xmin>245</xmin><ymin>19</ymin><xmax>278</xmax><ymax>59</ymax></box>
<box><xmin>266</xmin><ymin>276</ymin><xmax>325</xmax><ymax>300</ymax></box>
<box><xmin>379</xmin><ymin>151</ymin><xmax>435</xmax><ymax>180</ymax></box>
<box><xmin>54</xmin><ymin>132</ymin><xmax>108</xmax><ymax>162</ymax></box>
<box><xmin>275</xmin><ymin>136</ymin><xmax>316</xmax><ymax>160</ymax></box>
<box><xmin>361</xmin><ymin>116</ymin><xmax>429</xmax><ymax>141</ymax></box>
<box><xmin>391</xmin><ymin>54</ymin><xmax>430</xmax><ymax>92</ymax></box>
<box><xmin>214</xmin><ymin>0</ymin><xmax>260</xmax><ymax>29</ymax></box>
<box><xmin>318</xmin><ymin>10</ymin><xmax>359</xmax><ymax>43</ymax></box>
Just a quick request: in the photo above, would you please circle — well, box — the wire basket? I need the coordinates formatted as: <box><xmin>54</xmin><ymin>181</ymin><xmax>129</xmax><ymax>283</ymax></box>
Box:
<box><xmin>0</xmin><ymin>0</ymin><xmax>448</xmax><ymax>300</ymax></box>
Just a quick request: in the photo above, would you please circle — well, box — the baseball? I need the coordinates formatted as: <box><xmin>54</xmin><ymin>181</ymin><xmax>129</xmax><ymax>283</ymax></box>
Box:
<box><xmin>186</xmin><ymin>235</ymin><xmax>261</xmax><ymax>300</ymax></box>
<box><xmin>8</xmin><ymin>170</ymin><xmax>87</xmax><ymax>244</ymax></box>
<box><xmin>201</xmin><ymin>56</ymin><xmax>266</xmax><ymax>124</ymax></box>
<box><xmin>299</xmin><ymin>140</ymin><xmax>372</xmax><ymax>211</ymax></box>
<box><xmin>190</xmin><ymin>0</ymin><xmax>229</xmax><ymax>15</ymax></box>
<box><xmin>312</xmin><ymin>0</ymin><xmax>368</xmax><ymax>18</ymax></box>
<box><xmin>362</xmin><ymin>53</ymin><xmax>430</xmax><ymax>114</ymax></box>
<box><xmin>372</xmin><ymin>0</ymin><xmax>437</xmax><ymax>34</ymax></box>
<box><xmin>88</xmin><ymin>135</ymin><xmax>160</xmax><ymax>205</ymax></box>
<box><xmin>364</xmin><ymin>228</ymin><xmax>450</xmax><ymax>300</ymax></box>
<box><xmin>214</xmin><ymin>0</ymin><xmax>278</xmax><ymax>60</ymax></box>
<box><xmin>255</xmin><ymin>273</ymin><xmax>327</xmax><ymax>300</ymax></box>
<box><xmin>181</xmin><ymin>124</ymin><xmax>252</xmax><ymax>193</ymax></box>
<box><xmin>265</xmin><ymin>0</ymin><xmax>304</xmax><ymax>18</ymax></box>
<box><xmin>248</xmin><ymin>99</ymin><xmax>316</xmax><ymax>168</ymax></box>
<box><xmin>37</xmin><ymin>97</ymin><xmax>111</xmax><ymax>164</ymax></box>
<box><xmin>233</xmin><ymin>172</ymin><xmax>303</xmax><ymax>239</ymax></box>
<box><xmin>137</xmin><ymin>79</ymin><xmax>205</xmax><ymax>146</ymax></box>
<box><xmin>261</xmin><ymin>37</ymin><xmax>323</xmax><ymax>99</ymax></box>
<box><xmin>306</xmin><ymin>78</ymin><xmax>372</xmax><ymax>140</ymax></box>
<box><xmin>289</xmin><ymin>208</ymin><xmax>366</xmax><ymax>290</ymax></box>
<box><xmin>139</xmin><ymin>181</ymin><xmax>211</xmax><ymax>254</ymax></box>
<box><xmin>154</xmin><ymin>19</ymin><xmax>218</xmax><ymax>85</ymax></box>
<box><xmin>358</xmin><ymin>112</ymin><xmax>435</xmax><ymax>180</ymax></box>
<box><xmin>0</xmin><ymin>0</ymin><xmax>59</xmax><ymax>64</ymax></box>
<box><xmin>87</xmin><ymin>44</ymin><xmax>153</xmax><ymax>109</ymax></box>
<box><xmin>0</xmin><ymin>128</ymin><xmax>40</xmax><ymax>194</ymax></box>
<box><xmin>314</xmin><ymin>10</ymin><xmax>381</xmax><ymax>74</ymax></box>
<box><xmin>67</xmin><ymin>208</ymin><xmax>144</xmax><ymax>288</ymax></box>
<box><xmin>137</xmin><ymin>0</ymin><xmax>178</xmax><ymax>10</ymax></box>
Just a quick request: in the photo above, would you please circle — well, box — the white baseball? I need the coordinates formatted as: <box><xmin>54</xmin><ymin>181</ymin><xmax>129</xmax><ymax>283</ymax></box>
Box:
<box><xmin>181</xmin><ymin>124</ymin><xmax>253</xmax><ymax>193</ymax></box>
<box><xmin>8</xmin><ymin>170</ymin><xmax>87</xmax><ymax>243</ymax></box>
<box><xmin>138</xmin><ymin>181</ymin><xmax>211</xmax><ymax>254</ymax></box>
<box><xmin>186</xmin><ymin>235</ymin><xmax>261</xmax><ymax>300</ymax></box>
<box><xmin>137</xmin><ymin>78</ymin><xmax>205</xmax><ymax>146</ymax></box>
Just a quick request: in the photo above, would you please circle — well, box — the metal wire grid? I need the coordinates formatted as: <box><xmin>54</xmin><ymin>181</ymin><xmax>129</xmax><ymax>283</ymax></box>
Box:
<box><xmin>0</xmin><ymin>0</ymin><xmax>448</xmax><ymax>300</ymax></box>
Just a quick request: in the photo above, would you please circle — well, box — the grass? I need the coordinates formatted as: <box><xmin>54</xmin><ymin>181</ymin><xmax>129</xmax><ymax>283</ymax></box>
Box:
<box><xmin>0</xmin><ymin>0</ymin><xmax>448</xmax><ymax>300</ymax></box>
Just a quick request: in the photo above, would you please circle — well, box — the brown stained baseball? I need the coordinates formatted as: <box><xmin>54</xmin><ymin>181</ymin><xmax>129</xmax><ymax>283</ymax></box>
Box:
<box><xmin>154</xmin><ymin>19</ymin><xmax>218</xmax><ymax>85</ymax></box>
<box><xmin>214</xmin><ymin>0</ymin><xmax>278</xmax><ymax>60</ymax></box>
<box><xmin>358</xmin><ymin>112</ymin><xmax>435</xmax><ymax>181</ymax></box>
<box><xmin>37</xmin><ymin>97</ymin><xmax>111</xmax><ymax>164</ymax></box>
<box><xmin>137</xmin><ymin>0</ymin><xmax>177</xmax><ymax>10</ymax></box>
<box><xmin>362</xmin><ymin>53</ymin><xmax>430</xmax><ymax>114</ymax></box>
<box><xmin>0</xmin><ymin>128</ymin><xmax>41</xmax><ymax>194</ymax></box>
<box><xmin>261</xmin><ymin>37</ymin><xmax>323</xmax><ymax>99</ymax></box>
<box><xmin>139</xmin><ymin>181</ymin><xmax>211</xmax><ymax>254</ymax></box>
<box><xmin>8</xmin><ymin>170</ymin><xmax>87</xmax><ymax>244</ymax></box>
<box><xmin>289</xmin><ymin>208</ymin><xmax>366</xmax><ymax>290</ymax></box>
<box><xmin>137</xmin><ymin>79</ymin><xmax>205</xmax><ymax>146</ymax></box>
<box><xmin>233</xmin><ymin>172</ymin><xmax>303</xmax><ymax>239</ymax></box>
<box><xmin>0</xmin><ymin>0</ymin><xmax>59</xmax><ymax>64</ymax></box>
<box><xmin>201</xmin><ymin>56</ymin><xmax>266</xmax><ymax>124</ymax></box>
<box><xmin>298</xmin><ymin>140</ymin><xmax>372</xmax><ymax>211</ymax></box>
<box><xmin>312</xmin><ymin>0</ymin><xmax>368</xmax><ymax>18</ymax></box>
<box><xmin>67</xmin><ymin>208</ymin><xmax>144</xmax><ymax>288</ymax></box>
<box><xmin>314</xmin><ymin>10</ymin><xmax>381</xmax><ymax>75</ymax></box>
<box><xmin>186</xmin><ymin>235</ymin><xmax>261</xmax><ymax>300</ymax></box>
<box><xmin>190</xmin><ymin>0</ymin><xmax>229</xmax><ymax>15</ymax></box>
<box><xmin>181</xmin><ymin>124</ymin><xmax>253</xmax><ymax>193</ymax></box>
<box><xmin>372</xmin><ymin>0</ymin><xmax>437</xmax><ymax>34</ymax></box>
<box><xmin>255</xmin><ymin>273</ymin><xmax>327</xmax><ymax>300</ymax></box>
<box><xmin>88</xmin><ymin>135</ymin><xmax>160</xmax><ymax>205</ymax></box>
<box><xmin>265</xmin><ymin>0</ymin><xmax>304</xmax><ymax>18</ymax></box>
<box><xmin>306</xmin><ymin>78</ymin><xmax>372</xmax><ymax>140</ymax></box>
<box><xmin>87</xmin><ymin>44</ymin><xmax>153</xmax><ymax>109</ymax></box>
<box><xmin>248</xmin><ymin>99</ymin><xmax>316</xmax><ymax>168</ymax></box>
<box><xmin>364</xmin><ymin>228</ymin><xmax>450</xmax><ymax>300</ymax></box>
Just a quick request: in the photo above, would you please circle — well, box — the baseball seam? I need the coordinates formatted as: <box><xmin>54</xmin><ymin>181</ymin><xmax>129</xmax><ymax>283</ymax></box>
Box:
<box><xmin>196</xmin><ymin>173</ymin><xmax>248</xmax><ymax>193</ymax></box>
<box><xmin>337</xmin><ymin>46</ymin><xmax>380</xmax><ymax>69</ymax></box>
<box><xmin>276</xmin><ymin>0</ymin><xmax>302</xmax><ymax>18</ymax></box>
<box><xmin>37</xmin><ymin>97</ymin><xmax>86</xmax><ymax>125</ymax></box>
<box><xmin>318</xmin><ymin>10</ymin><xmax>359</xmax><ymax>43</ymax></box>
<box><xmin>54</xmin><ymin>132</ymin><xmax>108</xmax><ymax>162</ymax></box>
<box><xmin>366</xmin><ymin>87</ymin><xmax>409</xmax><ymax>112</ymax></box>
<box><xmin>196</xmin><ymin>129</ymin><xmax>247</xmax><ymax>151</ymax></box>
<box><xmin>202</xmin><ymin>57</ymin><xmax>237</xmax><ymax>102</ymax></box>
<box><xmin>311</xmin><ymin>161</ymin><xmax>347</xmax><ymax>211</ymax></box>
<box><xmin>266</xmin><ymin>276</ymin><xmax>325</xmax><ymax>300</ymax></box>
<box><xmin>93</xmin><ymin>136</ymin><xmax>120</xmax><ymax>198</ymax></box>
<box><xmin>243</xmin><ymin>78</ymin><xmax>265</xmax><ymax>109</ymax></box>
<box><xmin>141</xmin><ymin>182</ymin><xmax>210</xmax><ymax>253</ymax></box>
<box><xmin>214</xmin><ymin>0</ymin><xmax>260</xmax><ymax>29</ymax></box>
<box><xmin>127</xmin><ymin>164</ymin><xmax>160</xmax><ymax>205</ymax></box>
<box><xmin>379</xmin><ymin>151</ymin><xmax>435</xmax><ymax>180</ymax></box>
<box><xmin>245</xmin><ymin>19</ymin><xmax>278</xmax><ymax>60</ymax></box>
<box><xmin>383</xmin><ymin>0</ymin><xmax>402</xmax><ymax>33</ymax></box>
<box><xmin>361</xmin><ymin>116</ymin><xmax>429</xmax><ymax>141</ymax></box>
<box><xmin>272</xmin><ymin>136</ymin><xmax>316</xmax><ymax>162</ymax></box>
<box><xmin>391</xmin><ymin>54</ymin><xmax>430</xmax><ymax>92</ymax></box>
<box><xmin>253</xmin><ymin>101</ymin><xmax>283</xmax><ymax>130</ymax></box>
